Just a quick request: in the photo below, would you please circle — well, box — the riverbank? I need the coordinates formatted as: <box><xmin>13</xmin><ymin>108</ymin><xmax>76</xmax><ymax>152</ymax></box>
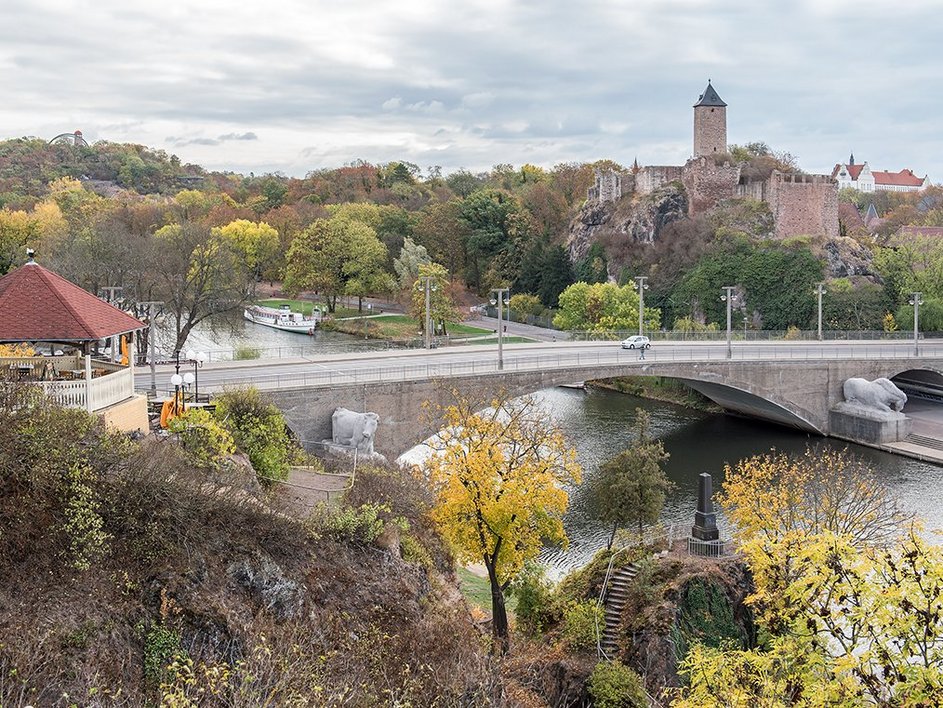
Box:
<box><xmin>587</xmin><ymin>376</ymin><xmax>721</xmax><ymax>413</ymax></box>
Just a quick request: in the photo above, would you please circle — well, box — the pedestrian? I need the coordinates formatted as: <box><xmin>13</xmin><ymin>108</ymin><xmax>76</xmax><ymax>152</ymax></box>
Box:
<box><xmin>639</xmin><ymin>346</ymin><xmax>646</xmax><ymax>360</ymax></box>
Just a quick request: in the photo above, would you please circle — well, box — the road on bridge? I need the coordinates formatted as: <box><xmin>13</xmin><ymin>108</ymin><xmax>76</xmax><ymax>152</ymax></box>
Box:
<box><xmin>136</xmin><ymin>339</ymin><xmax>943</xmax><ymax>395</ymax></box>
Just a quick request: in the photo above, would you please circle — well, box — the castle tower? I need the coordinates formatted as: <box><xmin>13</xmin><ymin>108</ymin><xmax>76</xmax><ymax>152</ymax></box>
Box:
<box><xmin>693</xmin><ymin>81</ymin><xmax>727</xmax><ymax>157</ymax></box>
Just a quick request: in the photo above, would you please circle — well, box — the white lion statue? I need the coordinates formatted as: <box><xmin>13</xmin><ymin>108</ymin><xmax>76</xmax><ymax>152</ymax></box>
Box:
<box><xmin>331</xmin><ymin>407</ymin><xmax>380</xmax><ymax>454</ymax></box>
<box><xmin>842</xmin><ymin>377</ymin><xmax>907</xmax><ymax>414</ymax></box>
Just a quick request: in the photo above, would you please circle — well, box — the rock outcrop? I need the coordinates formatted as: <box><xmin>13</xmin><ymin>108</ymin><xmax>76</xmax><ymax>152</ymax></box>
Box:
<box><xmin>566</xmin><ymin>183</ymin><xmax>688</xmax><ymax>267</ymax></box>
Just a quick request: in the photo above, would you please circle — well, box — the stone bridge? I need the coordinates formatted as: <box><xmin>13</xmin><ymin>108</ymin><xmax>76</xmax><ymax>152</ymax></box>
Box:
<box><xmin>264</xmin><ymin>353</ymin><xmax>943</xmax><ymax>459</ymax></box>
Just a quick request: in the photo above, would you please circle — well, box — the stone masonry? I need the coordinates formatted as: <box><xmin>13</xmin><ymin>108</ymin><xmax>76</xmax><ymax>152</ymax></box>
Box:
<box><xmin>586</xmin><ymin>168</ymin><xmax>627</xmax><ymax>202</ymax></box>
<box><xmin>592</xmin><ymin>82</ymin><xmax>839</xmax><ymax>239</ymax></box>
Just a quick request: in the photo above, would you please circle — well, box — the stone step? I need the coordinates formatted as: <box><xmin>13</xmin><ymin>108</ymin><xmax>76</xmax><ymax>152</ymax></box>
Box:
<box><xmin>906</xmin><ymin>433</ymin><xmax>943</xmax><ymax>451</ymax></box>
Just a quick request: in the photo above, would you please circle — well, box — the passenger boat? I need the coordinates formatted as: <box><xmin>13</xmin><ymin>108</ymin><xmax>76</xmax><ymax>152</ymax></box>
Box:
<box><xmin>243</xmin><ymin>304</ymin><xmax>321</xmax><ymax>334</ymax></box>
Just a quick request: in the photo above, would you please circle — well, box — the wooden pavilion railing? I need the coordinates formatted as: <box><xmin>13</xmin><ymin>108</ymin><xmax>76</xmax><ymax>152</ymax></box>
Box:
<box><xmin>1</xmin><ymin>356</ymin><xmax>134</xmax><ymax>412</ymax></box>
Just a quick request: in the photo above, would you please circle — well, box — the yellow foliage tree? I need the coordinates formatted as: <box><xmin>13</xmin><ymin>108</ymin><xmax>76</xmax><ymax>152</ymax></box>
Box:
<box><xmin>671</xmin><ymin>448</ymin><xmax>941</xmax><ymax>706</ymax></box>
<box><xmin>422</xmin><ymin>393</ymin><xmax>581</xmax><ymax>651</ymax></box>
<box><xmin>673</xmin><ymin>529</ymin><xmax>943</xmax><ymax>706</ymax></box>
<box><xmin>718</xmin><ymin>447</ymin><xmax>907</xmax><ymax>632</ymax></box>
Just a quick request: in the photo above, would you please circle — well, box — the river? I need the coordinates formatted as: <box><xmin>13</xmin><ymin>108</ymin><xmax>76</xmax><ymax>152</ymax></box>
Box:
<box><xmin>180</xmin><ymin>316</ymin><xmax>943</xmax><ymax>578</ymax></box>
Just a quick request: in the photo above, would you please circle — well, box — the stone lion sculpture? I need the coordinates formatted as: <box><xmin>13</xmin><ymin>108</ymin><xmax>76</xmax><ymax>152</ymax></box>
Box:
<box><xmin>842</xmin><ymin>377</ymin><xmax>907</xmax><ymax>414</ymax></box>
<box><xmin>331</xmin><ymin>407</ymin><xmax>380</xmax><ymax>454</ymax></box>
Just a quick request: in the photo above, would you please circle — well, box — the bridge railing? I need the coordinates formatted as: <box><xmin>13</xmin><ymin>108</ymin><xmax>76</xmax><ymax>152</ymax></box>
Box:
<box><xmin>189</xmin><ymin>341</ymin><xmax>943</xmax><ymax>393</ymax></box>
<box><xmin>181</xmin><ymin>329</ymin><xmax>937</xmax><ymax>362</ymax></box>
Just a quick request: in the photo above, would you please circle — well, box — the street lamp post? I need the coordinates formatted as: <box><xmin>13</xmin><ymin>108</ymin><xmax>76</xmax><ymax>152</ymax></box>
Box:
<box><xmin>633</xmin><ymin>276</ymin><xmax>649</xmax><ymax>337</ymax></box>
<box><xmin>910</xmin><ymin>292</ymin><xmax>924</xmax><ymax>356</ymax></box>
<box><xmin>170</xmin><ymin>373</ymin><xmax>183</xmax><ymax>415</ymax></box>
<box><xmin>815</xmin><ymin>283</ymin><xmax>827</xmax><ymax>341</ymax></box>
<box><xmin>490</xmin><ymin>287</ymin><xmax>509</xmax><ymax>370</ymax></box>
<box><xmin>720</xmin><ymin>286</ymin><xmax>736</xmax><ymax>359</ymax></box>
<box><xmin>743</xmin><ymin>316</ymin><xmax>748</xmax><ymax>339</ymax></box>
<box><xmin>185</xmin><ymin>349</ymin><xmax>206</xmax><ymax>402</ymax></box>
<box><xmin>183</xmin><ymin>372</ymin><xmax>195</xmax><ymax>401</ymax></box>
<box><xmin>420</xmin><ymin>276</ymin><xmax>435</xmax><ymax>349</ymax></box>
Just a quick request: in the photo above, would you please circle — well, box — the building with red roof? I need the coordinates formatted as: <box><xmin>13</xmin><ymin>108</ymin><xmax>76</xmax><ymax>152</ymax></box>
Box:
<box><xmin>0</xmin><ymin>255</ymin><xmax>147</xmax><ymax>431</ymax></box>
<box><xmin>0</xmin><ymin>258</ymin><xmax>144</xmax><ymax>344</ymax></box>
<box><xmin>832</xmin><ymin>153</ymin><xmax>927</xmax><ymax>193</ymax></box>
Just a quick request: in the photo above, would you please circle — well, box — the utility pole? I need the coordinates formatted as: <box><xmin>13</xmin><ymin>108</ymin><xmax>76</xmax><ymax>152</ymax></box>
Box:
<box><xmin>721</xmin><ymin>286</ymin><xmax>736</xmax><ymax>359</ymax></box>
<box><xmin>490</xmin><ymin>287</ymin><xmax>509</xmax><ymax>370</ymax></box>
<box><xmin>815</xmin><ymin>282</ymin><xmax>827</xmax><ymax>341</ymax></box>
<box><xmin>420</xmin><ymin>276</ymin><xmax>434</xmax><ymax>349</ymax></box>
<box><xmin>910</xmin><ymin>292</ymin><xmax>924</xmax><ymax>356</ymax></box>
<box><xmin>634</xmin><ymin>276</ymin><xmax>649</xmax><ymax>337</ymax></box>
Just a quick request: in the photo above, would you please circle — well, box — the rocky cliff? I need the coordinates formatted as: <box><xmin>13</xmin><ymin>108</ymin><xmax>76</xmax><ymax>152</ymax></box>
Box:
<box><xmin>566</xmin><ymin>183</ymin><xmax>688</xmax><ymax>268</ymax></box>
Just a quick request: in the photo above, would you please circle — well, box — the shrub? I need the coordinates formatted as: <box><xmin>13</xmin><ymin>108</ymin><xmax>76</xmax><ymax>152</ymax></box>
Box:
<box><xmin>60</xmin><ymin>463</ymin><xmax>110</xmax><ymax>570</ymax></box>
<box><xmin>783</xmin><ymin>324</ymin><xmax>802</xmax><ymax>340</ymax></box>
<box><xmin>317</xmin><ymin>502</ymin><xmax>388</xmax><ymax>544</ymax></box>
<box><xmin>214</xmin><ymin>387</ymin><xmax>298</xmax><ymax>483</ymax></box>
<box><xmin>561</xmin><ymin>600</ymin><xmax>603</xmax><ymax>651</ymax></box>
<box><xmin>144</xmin><ymin>625</ymin><xmax>187</xmax><ymax>685</ymax></box>
<box><xmin>168</xmin><ymin>408</ymin><xmax>236</xmax><ymax>467</ymax></box>
<box><xmin>400</xmin><ymin>533</ymin><xmax>434</xmax><ymax>569</ymax></box>
<box><xmin>510</xmin><ymin>562</ymin><xmax>555</xmax><ymax>635</ymax></box>
<box><xmin>233</xmin><ymin>346</ymin><xmax>261</xmax><ymax>360</ymax></box>
<box><xmin>508</xmin><ymin>293</ymin><xmax>544</xmax><ymax>318</ymax></box>
<box><xmin>588</xmin><ymin>660</ymin><xmax>648</xmax><ymax>708</ymax></box>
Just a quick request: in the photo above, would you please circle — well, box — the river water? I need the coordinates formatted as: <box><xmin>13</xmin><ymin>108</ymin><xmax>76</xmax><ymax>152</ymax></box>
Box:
<box><xmin>180</xmin><ymin>317</ymin><xmax>943</xmax><ymax>578</ymax></box>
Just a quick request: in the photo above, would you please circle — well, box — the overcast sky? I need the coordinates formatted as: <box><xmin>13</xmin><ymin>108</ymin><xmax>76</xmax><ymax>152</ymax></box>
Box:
<box><xmin>3</xmin><ymin>0</ymin><xmax>939</xmax><ymax>181</ymax></box>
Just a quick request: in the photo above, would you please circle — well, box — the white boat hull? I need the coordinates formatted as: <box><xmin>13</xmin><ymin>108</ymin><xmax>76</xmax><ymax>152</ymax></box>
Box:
<box><xmin>244</xmin><ymin>307</ymin><xmax>320</xmax><ymax>334</ymax></box>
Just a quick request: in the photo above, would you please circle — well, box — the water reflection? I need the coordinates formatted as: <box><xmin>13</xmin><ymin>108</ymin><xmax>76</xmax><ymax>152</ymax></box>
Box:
<box><xmin>535</xmin><ymin>386</ymin><xmax>943</xmax><ymax>577</ymax></box>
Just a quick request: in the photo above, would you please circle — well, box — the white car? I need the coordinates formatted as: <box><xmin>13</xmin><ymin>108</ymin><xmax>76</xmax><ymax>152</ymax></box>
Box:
<box><xmin>620</xmin><ymin>335</ymin><xmax>651</xmax><ymax>349</ymax></box>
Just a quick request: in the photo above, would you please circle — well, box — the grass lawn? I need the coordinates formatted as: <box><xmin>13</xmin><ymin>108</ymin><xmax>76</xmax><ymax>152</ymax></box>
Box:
<box><xmin>457</xmin><ymin>567</ymin><xmax>517</xmax><ymax>615</ymax></box>
<box><xmin>328</xmin><ymin>314</ymin><xmax>493</xmax><ymax>340</ymax></box>
<box><xmin>258</xmin><ymin>298</ymin><xmax>360</xmax><ymax>317</ymax></box>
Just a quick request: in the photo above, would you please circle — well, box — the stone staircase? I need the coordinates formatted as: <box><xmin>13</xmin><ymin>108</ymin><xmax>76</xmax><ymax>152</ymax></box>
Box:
<box><xmin>600</xmin><ymin>562</ymin><xmax>640</xmax><ymax>658</ymax></box>
<box><xmin>905</xmin><ymin>433</ymin><xmax>943</xmax><ymax>452</ymax></box>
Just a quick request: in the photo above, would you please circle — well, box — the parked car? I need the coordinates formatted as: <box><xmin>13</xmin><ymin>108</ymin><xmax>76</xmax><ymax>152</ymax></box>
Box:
<box><xmin>620</xmin><ymin>335</ymin><xmax>651</xmax><ymax>349</ymax></box>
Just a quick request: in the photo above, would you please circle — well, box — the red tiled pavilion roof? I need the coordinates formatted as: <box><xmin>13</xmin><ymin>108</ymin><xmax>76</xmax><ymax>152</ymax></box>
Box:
<box><xmin>0</xmin><ymin>262</ymin><xmax>145</xmax><ymax>342</ymax></box>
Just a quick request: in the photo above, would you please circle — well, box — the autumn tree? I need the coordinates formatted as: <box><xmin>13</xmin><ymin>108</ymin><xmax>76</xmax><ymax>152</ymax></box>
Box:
<box><xmin>283</xmin><ymin>217</ymin><xmax>389</xmax><ymax>312</ymax></box>
<box><xmin>671</xmin><ymin>448</ymin><xmax>931</xmax><ymax>706</ymax></box>
<box><xmin>409</xmin><ymin>262</ymin><xmax>459</xmax><ymax>336</ymax></box>
<box><xmin>423</xmin><ymin>393</ymin><xmax>581</xmax><ymax>651</ymax></box>
<box><xmin>212</xmin><ymin>219</ymin><xmax>280</xmax><ymax>281</ymax></box>
<box><xmin>588</xmin><ymin>409</ymin><xmax>672</xmax><ymax>549</ymax></box>
<box><xmin>151</xmin><ymin>222</ymin><xmax>257</xmax><ymax>351</ymax></box>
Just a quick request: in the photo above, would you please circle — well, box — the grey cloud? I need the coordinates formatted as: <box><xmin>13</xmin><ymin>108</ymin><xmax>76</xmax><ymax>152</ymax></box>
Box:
<box><xmin>217</xmin><ymin>132</ymin><xmax>258</xmax><ymax>141</ymax></box>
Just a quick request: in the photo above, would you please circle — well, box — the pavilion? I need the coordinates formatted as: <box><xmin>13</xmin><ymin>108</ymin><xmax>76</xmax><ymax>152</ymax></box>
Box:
<box><xmin>0</xmin><ymin>255</ymin><xmax>148</xmax><ymax>431</ymax></box>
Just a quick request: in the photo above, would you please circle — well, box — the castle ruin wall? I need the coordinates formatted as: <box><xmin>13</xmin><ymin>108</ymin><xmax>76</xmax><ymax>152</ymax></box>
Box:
<box><xmin>766</xmin><ymin>172</ymin><xmax>839</xmax><ymax>238</ymax></box>
<box><xmin>681</xmin><ymin>157</ymin><xmax>741</xmax><ymax>215</ymax></box>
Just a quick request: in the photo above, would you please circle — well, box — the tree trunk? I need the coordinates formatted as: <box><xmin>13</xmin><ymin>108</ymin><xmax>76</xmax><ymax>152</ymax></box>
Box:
<box><xmin>485</xmin><ymin>558</ymin><xmax>510</xmax><ymax>654</ymax></box>
<box><xmin>358</xmin><ymin>295</ymin><xmax>363</xmax><ymax>313</ymax></box>
<box><xmin>608</xmin><ymin>522</ymin><xmax>618</xmax><ymax>551</ymax></box>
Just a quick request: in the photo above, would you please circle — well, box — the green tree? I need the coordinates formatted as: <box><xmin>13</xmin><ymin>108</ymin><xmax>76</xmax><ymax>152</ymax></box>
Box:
<box><xmin>283</xmin><ymin>218</ymin><xmax>389</xmax><ymax>313</ymax></box>
<box><xmin>588</xmin><ymin>409</ymin><xmax>672</xmax><ymax>548</ymax></box>
<box><xmin>393</xmin><ymin>237</ymin><xmax>431</xmax><ymax>290</ymax></box>
<box><xmin>508</xmin><ymin>293</ymin><xmax>543</xmax><ymax>318</ymax></box>
<box><xmin>553</xmin><ymin>282</ymin><xmax>660</xmax><ymax>333</ymax></box>
<box><xmin>409</xmin><ymin>262</ymin><xmax>458</xmax><ymax>336</ymax></box>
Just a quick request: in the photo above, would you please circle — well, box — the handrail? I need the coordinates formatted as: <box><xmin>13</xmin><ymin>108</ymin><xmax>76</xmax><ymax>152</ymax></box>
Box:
<box><xmin>596</xmin><ymin>547</ymin><xmax>629</xmax><ymax>661</ymax></box>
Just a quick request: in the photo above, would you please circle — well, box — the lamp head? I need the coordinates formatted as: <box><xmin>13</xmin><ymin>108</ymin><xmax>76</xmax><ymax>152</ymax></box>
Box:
<box><xmin>195</xmin><ymin>351</ymin><xmax>207</xmax><ymax>363</ymax></box>
<box><xmin>183</xmin><ymin>372</ymin><xmax>195</xmax><ymax>385</ymax></box>
<box><xmin>170</xmin><ymin>373</ymin><xmax>183</xmax><ymax>386</ymax></box>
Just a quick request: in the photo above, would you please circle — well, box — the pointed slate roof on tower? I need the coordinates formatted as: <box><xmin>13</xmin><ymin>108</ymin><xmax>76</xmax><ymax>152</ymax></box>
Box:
<box><xmin>693</xmin><ymin>81</ymin><xmax>727</xmax><ymax>108</ymax></box>
<box><xmin>0</xmin><ymin>259</ymin><xmax>145</xmax><ymax>342</ymax></box>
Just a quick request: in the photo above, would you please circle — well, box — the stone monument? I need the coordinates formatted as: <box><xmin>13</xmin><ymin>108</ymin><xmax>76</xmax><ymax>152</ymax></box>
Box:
<box><xmin>829</xmin><ymin>377</ymin><xmax>911</xmax><ymax>444</ymax></box>
<box><xmin>691</xmin><ymin>472</ymin><xmax>719</xmax><ymax>541</ymax></box>
<box><xmin>325</xmin><ymin>407</ymin><xmax>380</xmax><ymax>456</ymax></box>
